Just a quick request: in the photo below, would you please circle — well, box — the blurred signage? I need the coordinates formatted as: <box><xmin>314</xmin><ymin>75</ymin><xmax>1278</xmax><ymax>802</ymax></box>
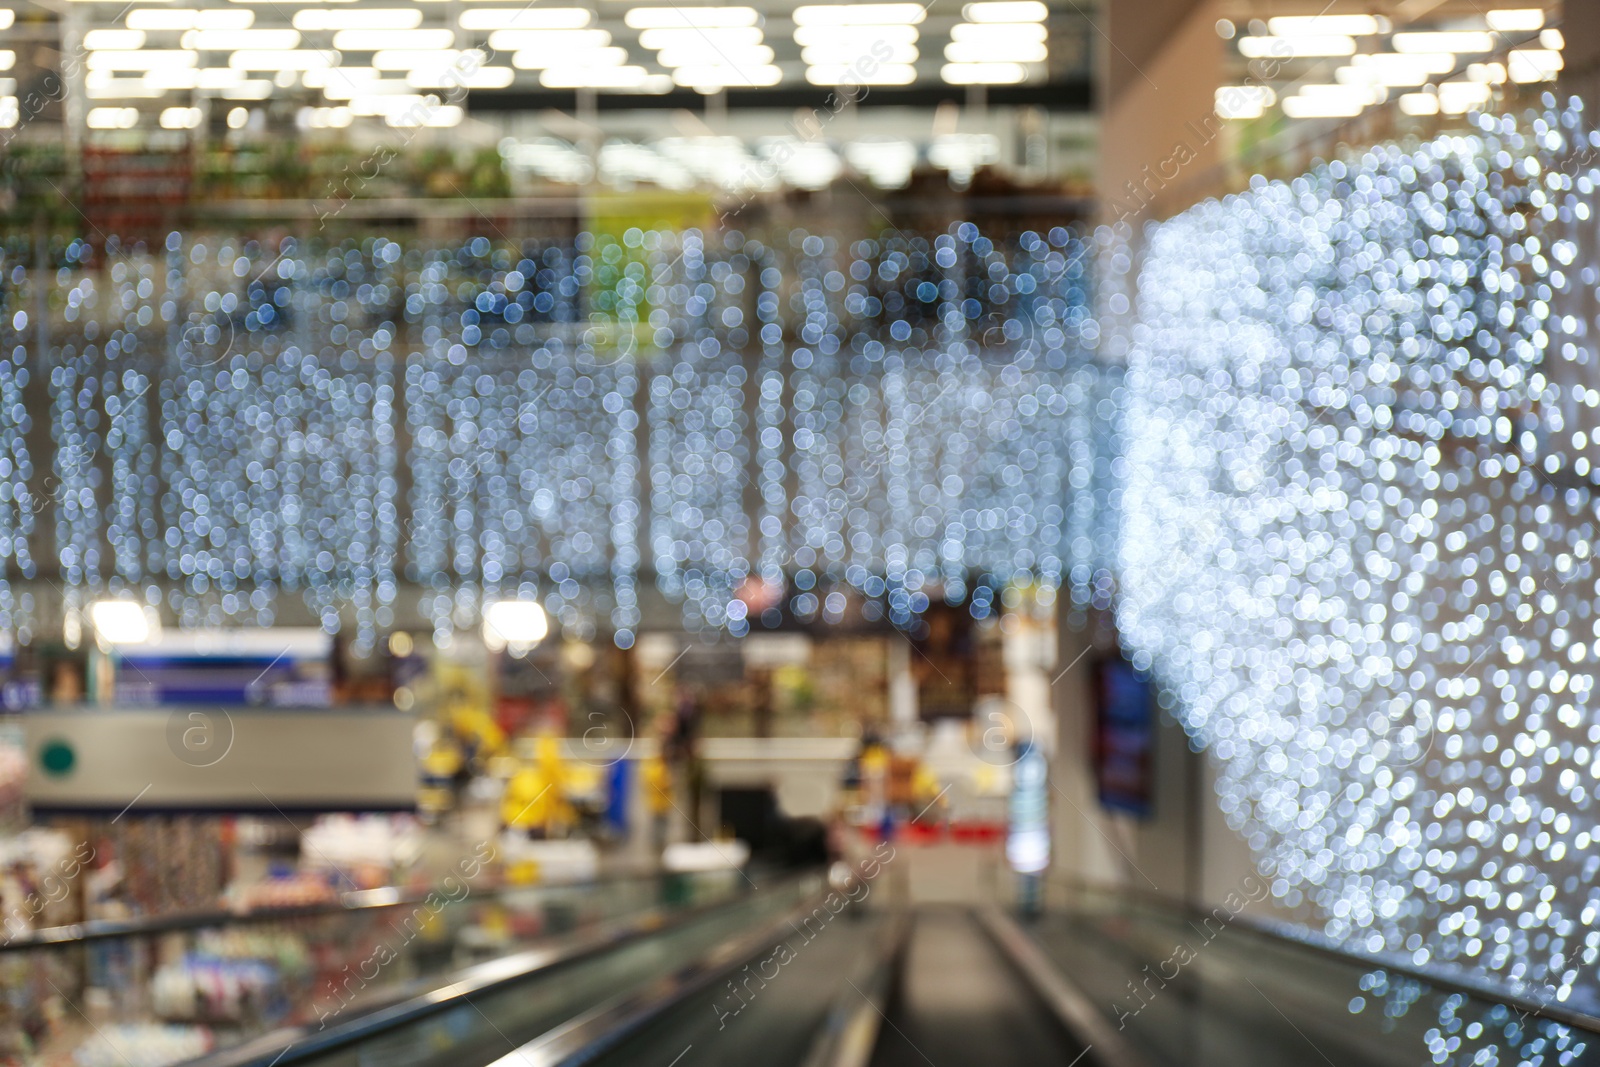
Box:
<box><xmin>1093</xmin><ymin>655</ymin><xmax>1154</xmax><ymax>818</ymax></box>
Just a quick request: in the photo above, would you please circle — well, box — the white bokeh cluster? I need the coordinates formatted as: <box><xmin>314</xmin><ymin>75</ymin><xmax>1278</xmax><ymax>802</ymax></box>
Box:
<box><xmin>1122</xmin><ymin>95</ymin><xmax>1600</xmax><ymax>1018</ymax></box>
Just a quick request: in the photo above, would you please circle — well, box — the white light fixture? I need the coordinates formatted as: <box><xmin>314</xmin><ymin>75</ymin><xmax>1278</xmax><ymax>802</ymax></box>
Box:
<box><xmin>89</xmin><ymin>599</ymin><xmax>153</xmax><ymax>642</ymax></box>
<box><xmin>1214</xmin><ymin>84</ymin><xmax>1275</xmax><ymax>119</ymax></box>
<box><xmin>655</xmin><ymin>44</ymin><xmax>775</xmax><ymax>66</ymax></box>
<box><xmin>794</xmin><ymin>24</ymin><xmax>918</xmax><ymax>47</ymax></box>
<box><xmin>129</xmin><ymin>9</ymin><xmax>253</xmax><ymax>29</ymax></box>
<box><xmin>372</xmin><ymin>48</ymin><xmax>480</xmax><ymax>71</ymax></box>
<box><xmin>88</xmin><ymin>49</ymin><xmax>198</xmax><ymax>70</ymax></box>
<box><xmin>1266</xmin><ymin>14</ymin><xmax>1385</xmax><ymax>36</ymax></box>
<box><xmin>0</xmin><ymin>51</ymin><xmax>14</xmax><ymax>71</ymax></box>
<box><xmin>512</xmin><ymin>46</ymin><xmax>627</xmax><ymax>69</ymax></box>
<box><xmin>488</xmin><ymin>27</ymin><xmax>612</xmax><ymax>50</ymax></box>
<box><xmin>294</xmin><ymin>9</ymin><xmax>423</xmax><ymax>30</ymax></box>
<box><xmin>950</xmin><ymin>22</ymin><xmax>1047</xmax><ymax>44</ymax></box>
<box><xmin>1437</xmin><ymin>80</ymin><xmax>1493</xmax><ymax>111</ymax></box>
<box><xmin>1392</xmin><ymin>31</ymin><xmax>1494</xmax><ymax>53</ymax></box>
<box><xmin>229</xmin><ymin>49</ymin><xmax>337</xmax><ymax>69</ymax></box>
<box><xmin>806</xmin><ymin>62</ymin><xmax>916</xmax><ymax>84</ymax></box>
<box><xmin>459</xmin><ymin>8</ymin><xmax>590</xmax><ymax>29</ymax></box>
<box><xmin>159</xmin><ymin>105</ymin><xmax>202</xmax><ymax>128</ymax></box>
<box><xmin>1238</xmin><ymin>34</ymin><xmax>1356</xmax><ymax>58</ymax></box>
<box><xmin>183</xmin><ymin>28</ymin><xmax>300</xmax><ymax>49</ymax></box>
<box><xmin>387</xmin><ymin>103</ymin><xmax>462</xmax><ymax>126</ymax></box>
<box><xmin>1485</xmin><ymin>9</ymin><xmax>1544</xmax><ymax>32</ymax></box>
<box><xmin>539</xmin><ymin>64</ymin><xmax>652</xmax><ymax>87</ymax></box>
<box><xmin>1540</xmin><ymin>29</ymin><xmax>1564</xmax><ymax>50</ymax></box>
<box><xmin>1398</xmin><ymin>91</ymin><xmax>1440</xmax><ymax>115</ymax></box>
<box><xmin>1281</xmin><ymin>83</ymin><xmax>1376</xmax><ymax>117</ymax></box>
<box><xmin>0</xmin><ymin>97</ymin><xmax>17</xmax><ymax>128</ymax></box>
<box><xmin>0</xmin><ymin>11</ymin><xmax>12</xmax><ymax>29</ymax></box>
<box><xmin>333</xmin><ymin>28</ymin><xmax>455</xmax><ymax>50</ymax></box>
<box><xmin>803</xmin><ymin>43</ymin><xmax>918</xmax><ymax>64</ymax></box>
<box><xmin>960</xmin><ymin>1</ymin><xmax>1046</xmax><ymax>22</ymax></box>
<box><xmin>624</xmin><ymin>6</ymin><xmax>758</xmax><ymax>29</ymax></box>
<box><xmin>84</xmin><ymin>29</ymin><xmax>146</xmax><ymax>50</ymax></box>
<box><xmin>1467</xmin><ymin>61</ymin><xmax>1508</xmax><ymax>84</ymax></box>
<box><xmin>483</xmin><ymin>600</ymin><xmax>549</xmax><ymax>650</ymax></box>
<box><xmin>942</xmin><ymin>61</ymin><xmax>1026</xmax><ymax>84</ymax></box>
<box><xmin>670</xmin><ymin>63</ymin><xmax>781</xmax><ymax>88</ymax></box>
<box><xmin>793</xmin><ymin>4</ymin><xmax>923</xmax><ymax>25</ymax></box>
<box><xmin>408</xmin><ymin>65</ymin><xmax>513</xmax><ymax>87</ymax></box>
<box><xmin>946</xmin><ymin>39</ymin><xmax>1045</xmax><ymax>62</ymax></box>
<box><xmin>1336</xmin><ymin>52</ymin><xmax>1454</xmax><ymax>87</ymax></box>
<box><xmin>1508</xmin><ymin>48</ymin><xmax>1562</xmax><ymax>82</ymax></box>
<box><xmin>637</xmin><ymin>26</ymin><xmax>764</xmax><ymax>49</ymax></box>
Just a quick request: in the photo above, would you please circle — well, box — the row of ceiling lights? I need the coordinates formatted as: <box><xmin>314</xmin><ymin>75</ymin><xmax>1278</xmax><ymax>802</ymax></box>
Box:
<box><xmin>9</xmin><ymin>0</ymin><xmax>1060</xmax><ymax>131</ymax></box>
<box><xmin>1215</xmin><ymin>8</ymin><xmax>1563</xmax><ymax>120</ymax></box>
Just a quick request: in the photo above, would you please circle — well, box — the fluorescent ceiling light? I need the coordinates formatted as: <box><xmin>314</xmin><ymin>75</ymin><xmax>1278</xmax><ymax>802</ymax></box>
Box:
<box><xmin>85</xmin><ymin>29</ymin><xmax>145</xmax><ymax>49</ymax></box>
<box><xmin>146</xmin><ymin>66</ymin><xmax>247</xmax><ymax>88</ymax></box>
<box><xmin>1508</xmin><ymin>48</ymin><xmax>1562</xmax><ymax>81</ymax></box>
<box><xmin>961</xmin><ymin>1</ymin><xmax>1047</xmax><ymax>22</ymax></box>
<box><xmin>324</xmin><ymin>78</ymin><xmax>414</xmax><ymax>98</ymax></box>
<box><xmin>512</xmin><ymin>45</ymin><xmax>627</xmax><ymax>68</ymax></box>
<box><xmin>794</xmin><ymin>24</ymin><xmax>918</xmax><ymax>46</ymax></box>
<box><xmin>941</xmin><ymin>60</ymin><xmax>1026</xmax><ymax>83</ymax></box>
<box><xmin>793</xmin><ymin>4</ymin><xmax>924</xmax><ymax>26</ymax></box>
<box><xmin>300</xmin><ymin>105</ymin><xmax>354</xmax><ymax>127</ymax></box>
<box><xmin>407</xmin><ymin>65</ymin><xmax>513</xmax><ymax>87</ymax></box>
<box><xmin>670</xmin><ymin>63</ymin><xmax>781</xmax><ymax>87</ymax></box>
<box><xmin>656</xmin><ymin>44</ymin><xmax>775</xmax><ymax>66</ymax></box>
<box><xmin>0</xmin><ymin>98</ymin><xmax>17</xmax><ymax>128</ymax></box>
<box><xmin>1282</xmin><ymin>85</ymin><xmax>1373</xmax><ymax>117</ymax></box>
<box><xmin>229</xmin><ymin>49</ymin><xmax>338</xmax><ymax>69</ymax></box>
<box><xmin>86</xmin><ymin>72</ymin><xmax>166</xmax><ymax>95</ymax></box>
<box><xmin>1392</xmin><ymin>31</ymin><xmax>1494</xmax><ymax>53</ymax></box>
<box><xmin>159</xmin><ymin>105</ymin><xmax>202</xmax><ymax>127</ymax></box>
<box><xmin>483</xmin><ymin>600</ymin><xmax>550</xmax><ymax>648</ymax></box>
<box><xmin>0</xmin><ymin>11</ymin><xmax>11</xmax><ymax>29</ymax></box>
<box><xmin>129</xmin><ymin>9</ymin><xmax>253</xmax><ymax>29</ymax></box>
<box><xmin>802</xmin><ymin>43</ymin><xmax>918</xmax><ymax>63</ymax></box>
<box><xmin>1466</xmin><ymin>61</ymin><xmax>1507</xmax><ymax>83</ymax></box>
<box><xmin>1337</xmin><ymin>52</ymin><xmax>1454</xmax><ymax>86</ymax></box>
<box><xmin>1214</xmin><ymin>84</ymin><xmax>1274</xmax><ymax>119</ymax></box>
<box><xmin>334</xmin><ymin>28</ymin><xmax>455</xmax><ymax>50</ymax></box>
<box><xmin>946</xmin><ymin>40</ymin><xmax>1045</xmax><ymax>62</ymax></box>
<box><xmin>1541</xmin><ymin>29</ymin><xmax>1563</xmax><ymax>49</ymax></box>
<box><xmin>1399</xmin><ymin>91</ymin><xmax>1439</xmax><ymax>115</ymax></box>
<box><xmin>1266</xmin><ymin>15</ymin><xmax>1385</xmax><ymax>35</ymax></box>
<box><xmin>1437</xmin><ymin>80</ymin><xmax>1493</xmax><ymax>111</ymax></box>
<box><xmin>488</xmin><ymin>28</ymin><xmax>612</xmax><ymax>49</ymax></box>
<box><xmin>805</xmin><ymin>62</ymin><xmax>915</xmax><ymax>84</ymax></box>
<box><xmin>183</xmin><ymin>28</ymin><xmax>300</xmax><ymax>49</ymax></box>
<box><xmin>294</xmin><ymin>9</ymin><xmax>422</xmax><ymax>30</ymax></box>
<box><xmin>638</xmin><ymin>27</ymin><xmax>764</xmax><ymax>49</ymax></box>
<box><xmin>460</xmin><ymin>8</ymin><xmax>590</xmax><ymax>29</ymax></box>
<box><xmin>950</xmin><ymin>22</ymin><xmax>1045</xmax><ymax>44</ymax></box>
<box><xmin>303</xmin><ymin>66</ymin><xmax>379</xmax><ymax>87</ymax></box>
<box><xmin>624</xmin><ymin>6</ymin><xmax>758</xmax><ymax>29</ymax></box>
<box><xmin>372</xmin><ymin>48</ymin><xmax>480</xmax><ymax>70</ymax></box>
<box><xmin>89</xmin><ymin>599</ymin><xmax>152</xmax><ymax>642</ymax></box>
<box><xmin>348</xmin><ymin>91</ymin><xmax>429</xmax><ymax>114</ymax></box>
<box><xmin>221</xmin><ymin>81</ymin><xmax>274</xmax><ymax>97</ymax></box>
<box><xmin>539</xmin><ymin>64</ymin><xmax>651</xmax><ymax>87</ymax></box>
<box><xmin>1238</xmin><ymin>34</ymin><xmax>1356</xmax><ymax>58</ymax></box>
<box><xmin>1485</xmin><ymin>9</ymin><xmax>1544</xmax><ymax>32</ymax></box>
<box><xmin>88</xmin><ymin>49</ymin><xmax>198</xmax><ymax>70</ymax></box>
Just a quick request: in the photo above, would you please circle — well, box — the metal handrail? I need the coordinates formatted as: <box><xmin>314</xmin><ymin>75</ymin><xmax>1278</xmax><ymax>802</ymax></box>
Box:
<box><xmin>0</xmin><ymin>871</ymin><xmax>671</xmax><ymax>954</ymax></box>
<box><xmin>184</xmin><ymin>873</ymin><xmax>802</xmax><ymax>1067</ymax></box>
<box><xmin>1051</xmin><ymin>878</ymin><xmax>1600</xmax><ymax>1038</ymax></box>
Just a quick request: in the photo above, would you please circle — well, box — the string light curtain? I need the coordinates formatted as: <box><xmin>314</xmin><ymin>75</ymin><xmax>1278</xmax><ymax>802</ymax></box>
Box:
<box><xmin>12</xmin><ymin>223</ymin><xmax>1094</xmax><ymax>641</ymax></box>
<box><xmin>1121</xmin><ymin>96</ymin><xmax>1600</xmax><ymax>1043</ymax></box>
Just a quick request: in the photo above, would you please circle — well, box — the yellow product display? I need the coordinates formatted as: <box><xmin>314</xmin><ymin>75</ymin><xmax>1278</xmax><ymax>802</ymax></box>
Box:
<box><xmin>643</xmin><ymin>757</ymin><xmax>673</xmax><ymax>816</ymax></box>
<box><xmin>501</xmin><ymin>736</ymin><xmax>576</xmax><ymax>834</ymax></box>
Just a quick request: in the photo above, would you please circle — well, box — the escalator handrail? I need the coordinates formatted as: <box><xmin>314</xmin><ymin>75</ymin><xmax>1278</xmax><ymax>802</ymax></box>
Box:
<box><xmin>1053</xmin><ymin>878</ymin><xmax>1600</xmax><ymax>1038</ymax></box>
<box><xmin>0</xmin><ymin>869</ymin><xmax>669</xmax><ymax>954</ymax></box>
<box><xmin>479</xmin><ymin>880</ymin><xmax>830</xmax><ymax>1067</ymax></box>
<box><xmin>180</xmin><ymin>874</ymin><xmax>790</xmax><ymax>1067</ymax></box>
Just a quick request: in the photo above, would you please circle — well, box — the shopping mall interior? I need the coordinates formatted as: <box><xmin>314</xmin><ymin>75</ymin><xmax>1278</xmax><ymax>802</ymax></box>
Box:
<box><xmin>0</xmin><ymin>0</ymin><xmax>1593</xmax><ymax>1065</ymax></box>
